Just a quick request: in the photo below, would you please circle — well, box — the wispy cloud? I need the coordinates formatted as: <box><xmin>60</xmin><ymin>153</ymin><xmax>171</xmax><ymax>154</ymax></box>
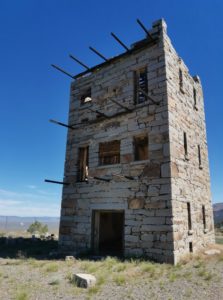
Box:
<box><xmin>26</xmin><ymin>185</ymin><xmax>37</xmax><ymax>189</ymax></box>
<box><xmin>0</xmin><ymin>188</ymin><xmax>61</xmax><ymax>217</ymax></box>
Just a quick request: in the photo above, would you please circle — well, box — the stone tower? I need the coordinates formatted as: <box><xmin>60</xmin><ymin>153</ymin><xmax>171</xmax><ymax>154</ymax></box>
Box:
<box><xmin>58</xmin><ymin>19</ymin><xmax>215</xmax><ymax>264</ymax></box>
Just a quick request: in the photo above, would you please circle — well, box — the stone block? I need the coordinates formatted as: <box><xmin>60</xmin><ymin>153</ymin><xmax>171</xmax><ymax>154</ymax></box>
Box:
<box><xmin>161</xmin><ymin>162</ymin><xmax>170</xmax><ymax>178</ymax></box>
<box><xmin>74</xmin><ymin>273</ymin><xmax>96</xmax><ymax>288</ymax></box>
<box><xmin>128</xmin><ymin>197</ymin><xmax>145</xmax><ymax>209</ymax></box>
<box><xmin>142</xmin><ymin>163</ymin><xmax>160</xmax><ymax>178</ymax></box>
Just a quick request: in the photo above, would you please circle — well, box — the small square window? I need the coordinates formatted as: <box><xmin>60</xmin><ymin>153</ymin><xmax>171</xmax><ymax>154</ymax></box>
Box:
<box><xmin>99</xmin><ymin>140</ymin><xmax>120</xmax><ymax>165</ymax></box>
<box><xmin>80</xmin><ymin>88</ymin><xmax>92</xmax><ymax>105</ymax></box>
<box><xmin>134</xmin><ymin>135</ymin><xmax>148</xmax><ymax>161</ymax></box>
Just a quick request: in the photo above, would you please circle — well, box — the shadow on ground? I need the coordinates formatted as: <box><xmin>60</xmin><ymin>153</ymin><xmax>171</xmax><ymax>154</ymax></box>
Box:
<box><xmin>0</xmin><ymin>237</ymin><xmax>58</xmax><ymax>259</ymax></box>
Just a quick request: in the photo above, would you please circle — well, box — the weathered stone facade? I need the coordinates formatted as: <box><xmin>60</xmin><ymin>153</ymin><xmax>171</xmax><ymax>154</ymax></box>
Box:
<box><xmin>59</xmin><ymin>19</ymin><xmax>215</xmax><ymax>264</ymax></box>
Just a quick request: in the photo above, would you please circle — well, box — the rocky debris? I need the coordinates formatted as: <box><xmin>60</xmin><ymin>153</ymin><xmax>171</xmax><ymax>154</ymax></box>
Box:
<box><xmin>65</xmin><ymin>256</ymin><xmax>75</xmax><ymax>261</ymax></box>
<box><xmin>204</xmin><ymin>249</ymin><xmax>221</xmax><ymax>256</ymax></box>
<box><xmin>74</xmin><ymin>273</ymin><xmax>96</xmax><ymax>288</ymax></box>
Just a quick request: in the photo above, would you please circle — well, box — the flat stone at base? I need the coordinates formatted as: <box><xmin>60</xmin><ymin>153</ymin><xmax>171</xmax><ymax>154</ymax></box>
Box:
<box><xmin>74</xmin><ymin>273</ymin><xmax>96</xmax><ymax>288</ymax></box>
<box><xmin>65</xmin><ymin>256</ymin><xmax>75</xmax><ymax>261</ymax></box>
<box><xmin>204</xmin><ymin>249</ymin><xmax>221</xmax><ymax>256</ymax></box>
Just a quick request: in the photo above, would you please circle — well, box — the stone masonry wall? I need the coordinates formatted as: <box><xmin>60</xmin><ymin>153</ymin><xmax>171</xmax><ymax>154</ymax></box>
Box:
<box><xmin>59</xmin><ymin>20</ymin><xmax>175</xmax><ymax>263</ymax></box>
<box><xmin>163</xmin><ymin>21</ymin><xmax>215</xmax><ymax>263</ymax></box>
<box><xmin>59</xmin><ymin>19</ymin><xmax>215</xmax><ymax>264</ymax></box>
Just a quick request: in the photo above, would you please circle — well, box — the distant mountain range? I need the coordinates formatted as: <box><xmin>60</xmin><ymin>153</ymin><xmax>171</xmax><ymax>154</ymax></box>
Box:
<box><xmin>213</xmin><ymin>203</ymin><xmax>223</xmax><ymax>225</ymax></box>
<box><xmin>0</xmin><ymin>203</ymin><xmax>223</xmax><ymax>233</ymax></box>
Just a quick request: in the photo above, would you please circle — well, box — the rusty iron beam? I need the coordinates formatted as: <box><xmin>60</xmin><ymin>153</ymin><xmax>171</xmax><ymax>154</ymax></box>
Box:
<box><xmin>51</xmin><ymin>64</ymin><xmax>74</xmax><ymax>79</ymax></box>
<box><xmin>137</xmin><ymin>19</ymin><xmax>154</xmax><ymax>40</ymax></box>
<box><xmin>49</xmin><ymin>119</ymin><xmax>75</xmax><ymax>130</ymax></box>
<box><xmin>87</xmin><ymin>107</ymin><xmax>109</xmax><ymax>118</ymax></box>
<box><xmin>109</xmin><ymin>97</ymin><xmax>133</xmax><ymax>112</ymax></box>
<box><xmin>69</xmin><ymin>54</ymin><xmax>90</xmax><ymax>70</ymax></box>
<box><xmin>138</xmin><ymin>88</ymin><xmax>160</xmax><ymax>105</ymax></box>
<box><xmin>111</xmin><ymin>32</ymin><xmax>129</xmax><ymax>51</ymax></box>
<box><xmin>94</xmin><ymin>176</ymin><xmax>111</xmax><ymax>182</ymax></box>
<box><xmin>89</xmin><ymin>46</ymin><xmax>108</xmax><ymax>62</ymax></box>
<box><xmin>44</xmin><ymin>179</ymin><xmax>70</xmax><ymax>185</ymax></box>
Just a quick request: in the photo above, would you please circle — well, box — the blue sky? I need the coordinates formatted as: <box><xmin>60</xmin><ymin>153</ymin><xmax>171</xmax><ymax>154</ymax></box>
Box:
<box><xmin>0</xmin><ymin>0</ymin><xmax>222</xmax><ymax>216</ymax></box>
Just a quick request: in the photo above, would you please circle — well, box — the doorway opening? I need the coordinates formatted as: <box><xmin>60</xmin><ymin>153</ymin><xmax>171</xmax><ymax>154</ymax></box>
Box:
<box><xmin>92</xmin><ymin>210</ymin><xmax>124</xmax><ymax>256</ymax></box>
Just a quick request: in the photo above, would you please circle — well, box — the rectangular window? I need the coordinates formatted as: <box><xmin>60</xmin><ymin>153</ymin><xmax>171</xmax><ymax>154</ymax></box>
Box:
<box><xmin>80</xmin><ymin>88</ymin><xmax>92</xmax><ymax>105</ymax></box>
<box><xmin>187</xmin><ymin>202</ymin><xmax>192</xmax><ymax>231</ymax></box>
<box><xmin>193</xmin><ymin>87</ymin><xmax>197</xmax><ymax>109</ymax></box>
<box><xmin>99</xmin><ymin>140</ymin><xmax>120</xmax><ymax>165</ymax></box>
<box><xmin>77</xmin><ymin>146</ymin><xmax>89</xmax><ymax>182</ymax></box>
<box><xmin>198</xmin><ymin>145</ymin><xmax>202</xmax><ymax>168</ymax></box>
<box><xmin>179</xmin><ymin>68</ymin><xmax>183</xmax><ymax>90</ymax></box>
<box><xmin>189</xmin><ymin>242</ymin><xmax>193</xmax><ymax>253</ymax></box>
<box><xmin>202</xmin><ymin>205</ymin><xmax>207</xmax><ymax>230</ymax></box>
<box><xmin>134</xmin><ymin>135</ymin><xmax>148</xmax><ymax>161</ymax></box>
<box><xmin>134</xmin><ymin>67</ymin><xmax>148</xmax><ymax>104</ymax></box>
<box><xmin>184</xmin><ymin>132</ymin><xmax>188</xmax><ymax>159</ymax></box>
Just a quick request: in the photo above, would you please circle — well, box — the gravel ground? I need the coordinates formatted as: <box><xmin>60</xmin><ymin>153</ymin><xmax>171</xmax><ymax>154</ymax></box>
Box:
<box><xmin>0</xmin><ymin>247</ymin><xmax>223</xmax><ymax>300</ymax></box>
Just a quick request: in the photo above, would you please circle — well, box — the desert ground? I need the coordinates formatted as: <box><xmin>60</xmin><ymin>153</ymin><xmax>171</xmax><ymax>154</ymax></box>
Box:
<box><xmin>0</xmin><ymin>235</ymin><xmax>223</xmax><ymax>300</ymax></box>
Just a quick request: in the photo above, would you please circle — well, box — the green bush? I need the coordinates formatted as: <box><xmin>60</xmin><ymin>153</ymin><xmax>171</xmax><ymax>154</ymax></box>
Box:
<box><xmin>27</xmin><ymin>221</ymin><xmax>48</xmax><ymax>234</ymax></box>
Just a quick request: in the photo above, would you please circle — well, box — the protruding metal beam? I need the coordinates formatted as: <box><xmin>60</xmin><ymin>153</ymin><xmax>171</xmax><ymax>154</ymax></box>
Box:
<box><xmin>44</xmin><ymin>179</ymin><xmax>70</xmax><ymax>185</ymax></box>
<box><xmin>138</xmin><ymin>88</ymin><xmax>159</xmax><ymax>105</ymax></box>
<box><xmin>94</xmin><ymin>176</ymin><xmax>111</xmax><ymax>182</ymax></box>
<box><xmin>124</xmin><ymin>175</ymin><xmax>135</xmax><ymax>180</ymax></box>
<box><xmin>109</xmin><ymin>97</ymin><xmax>133</xmax><ymax>112</ymax></box>
<box><xmin>111</xmin><ymin>32</ymin><xmax>129</xmax><ymax>51</ymax></box>
<box><xmin>112</xmin><ymin>173</ymin><xmax>135</xmax><ymax>180</ymax></box>
<box><xmin>49</xmin><ymin>119</ymin><xmax>75</xmax><ymax>130</ymax></box>
<box><xmin>136</xmin><ymin>19</ymin><xmax>154</xmax><ymax>40</ymax></box>
<box><xmin>87</xmin><ymin>107</ymin><xmax>109</xmax><ymax>118</ymax></box>
<box><xmin>51</xmin><ymin>64</ymin><xmax>74</xmax><ymax>79</ymax></box>
<box><xmin>89</xmin><ymin>46</ymin><xmax>108</xmax><ymax>62</ymax></box>
<box><xmin>69</xmin><ymin>54</ymin><xmax>90</xmax><ymax>70</ymax></box>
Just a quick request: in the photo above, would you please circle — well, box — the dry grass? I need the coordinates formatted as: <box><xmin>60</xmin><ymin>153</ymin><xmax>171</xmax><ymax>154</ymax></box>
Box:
<box><xmin>0</xmin><ymin>247</ymin><xmax>223</xmax><ymax>300</ymax></box>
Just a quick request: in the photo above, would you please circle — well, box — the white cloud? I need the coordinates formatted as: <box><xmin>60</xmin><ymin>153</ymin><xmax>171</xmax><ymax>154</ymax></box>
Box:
<box><xmin>26</xmin><ymin>185</ymin><xmax>37</xmax><ymax>189</ymax></box>
<box><xmin>0</xmin><ymin>188</ymin><xmax>61</xmax><ymax>217</ymax></box>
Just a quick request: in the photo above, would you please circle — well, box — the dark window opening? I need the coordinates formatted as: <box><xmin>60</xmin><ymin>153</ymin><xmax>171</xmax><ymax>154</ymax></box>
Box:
<box><xmin>198</xmin><ymin>145</ymin><xmax>202</xmax><ymax>168</ymax></box>
<box><xmin>134</xmin><ymin>67</ymin><xmax>148</xmax><ymax>104</ymax></box>
<box><xmin>189</xmin><ymin>242</ymin><xmax>193</xmax><ymax>253</ymax></box>
<box><xmin>202</xmin><ymin>205</ymin><xmax>207</xmax><ymax>230</ymax></box>
<box><xmin>77</xmin><ymin>146</ymin><xmax>89</xmax><ymax>182</ymax></box>
<box><xmin>92</xmin><ymin>211</ymin><xmax>124</xmax><ymax>256</ymax></box>
<box><xmin>99</xmin><ymin>140</ymin><xmax>120</xmax><ymax>165</ymax></box>
<box><xmin>187</xmin><ymin>202</ymin><xmax>192</xmax><ymax>231</ymax></box>
<box><xmin>179</xmin><ymin>68</ymin><xmax>183</xmax><ymax>91</ymax></box>
<box><xmin>184</xmin><ymin>132</ymin><xmax>188</xmax><ymax>159</ymax></box>
<box><xmin>193</xmin><ymin>88</ymin><xmax>197</xmax><ymax>109</ymax></box>
<box><xmin>80</xmin><ymin>88</ymin><xmax>92</xmax><ymax>105</ymax></box>
<box><xmin>134</xmin><ymin>135</ymin><xmax>148</xmax><ymax>161</ymax></box>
